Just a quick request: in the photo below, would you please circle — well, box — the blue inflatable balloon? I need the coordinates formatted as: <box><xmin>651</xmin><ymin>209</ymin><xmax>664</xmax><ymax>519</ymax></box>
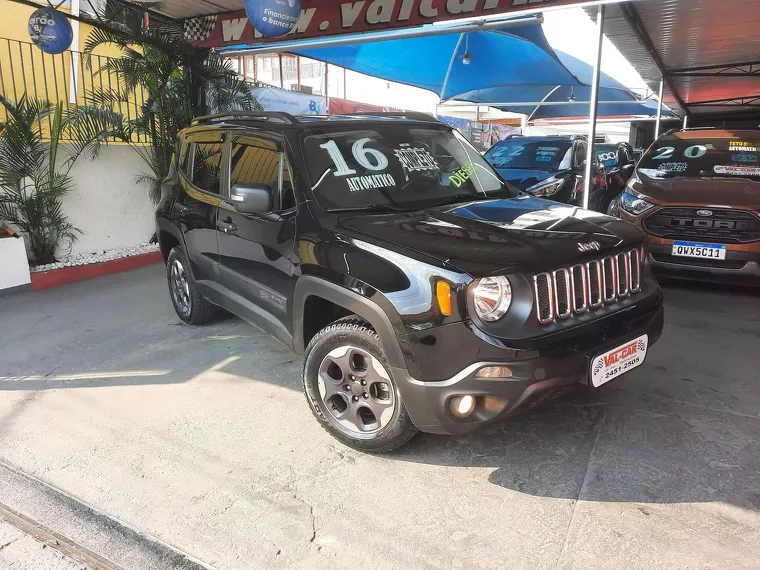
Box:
<box><xmin>246</xmin><ymin>0</ymin><xmax>301</xmax><ymax>38</ymax></box>
<box><xmin>28</xmin><ymin>8</ymin><xmax>73</xmax><ymax>54</ymax></box>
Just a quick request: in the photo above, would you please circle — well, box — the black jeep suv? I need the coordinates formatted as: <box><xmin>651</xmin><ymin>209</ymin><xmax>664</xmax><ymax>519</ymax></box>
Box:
<box><xmin>156</xmin><ymin>112</ymin><xmax>664</xmax><ymax>453</ymax></box>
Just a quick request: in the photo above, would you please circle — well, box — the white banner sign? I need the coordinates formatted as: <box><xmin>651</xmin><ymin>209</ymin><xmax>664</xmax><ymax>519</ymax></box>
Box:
<box><xmin>250</xmin><ymin>86</ymin><xmax>326</xmax><ymax>115</ymax></box>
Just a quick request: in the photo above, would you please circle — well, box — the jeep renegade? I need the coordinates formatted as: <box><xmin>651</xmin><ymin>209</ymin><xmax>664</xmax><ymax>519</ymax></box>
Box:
<box><xmin>157</xmin><ymin>112</ymin><xmax>664</xmax><ymax>452</ymax></box>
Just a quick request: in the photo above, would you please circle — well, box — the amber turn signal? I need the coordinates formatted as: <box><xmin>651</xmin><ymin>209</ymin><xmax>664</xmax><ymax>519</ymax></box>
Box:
<box><xmin>475</xmin><ymin>366</ymin><xmax>513</xmax><ymax>379</ymax></box>
<box><xmin>436</xmin><ymin>281</ymin><xmax>452</xmax><ymax>316</ymax></box>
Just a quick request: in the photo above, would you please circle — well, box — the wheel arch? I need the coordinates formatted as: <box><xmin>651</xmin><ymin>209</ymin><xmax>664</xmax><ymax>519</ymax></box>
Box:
<box><xmin>156</xmin><ymin>219</ymin><xmax>189</xmax><ymax>267</ymax></box>
<box><xmin>293</xmin><ymin>276</ymin><xmax>407</xmax><ymax>370</ymax></box>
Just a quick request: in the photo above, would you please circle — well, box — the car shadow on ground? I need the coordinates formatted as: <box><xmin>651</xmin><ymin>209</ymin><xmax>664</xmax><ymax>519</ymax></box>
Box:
<box><xmin>390</xmin><ymin>381</ymin><xmax>760</xmax><ymax>510</ymax></box>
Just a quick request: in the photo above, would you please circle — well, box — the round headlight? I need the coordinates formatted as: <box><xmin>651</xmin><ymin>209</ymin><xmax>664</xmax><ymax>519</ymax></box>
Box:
<box><xmin>473</xmin><ymin>276</ymin><xmax>512</xmax><ymax>322</ymax></box>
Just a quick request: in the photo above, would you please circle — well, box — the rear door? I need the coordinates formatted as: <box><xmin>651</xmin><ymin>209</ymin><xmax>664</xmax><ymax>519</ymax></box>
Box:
<box><xmin>175</xmin><ymin>132</ymin><xmax>226</xmax><ymax>304</ymax></box>
<box><xmin>216</xmin><ymin>132</ymin><xmax>298</xmax><ymax>346</ymax></box>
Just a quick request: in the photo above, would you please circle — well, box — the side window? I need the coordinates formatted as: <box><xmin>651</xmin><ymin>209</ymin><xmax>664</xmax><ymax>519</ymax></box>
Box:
<box><xmin>191</xmin><ymin>141</ymin><xmax>223</xmax><ymax>194</ymax></box>
<box><xmin>229</xmin><ymin>136</ymin><xmax>296</xmax><ymax>211</ymax></box>
<box><xmin>179</xmin><ymin>141</ymin><xmax>192</xmax><ymax>176</ymax></box>
<box><xmin>575</xmin><ymin>142</ymin><xmax>587</xmax><ymax>168</ymax></box>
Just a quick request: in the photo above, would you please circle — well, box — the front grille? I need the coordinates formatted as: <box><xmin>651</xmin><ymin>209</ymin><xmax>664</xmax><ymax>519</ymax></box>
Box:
<box><xmin>533</xmin><ymin>248</ymin><xmax>643</xmax><ymax>325</ymax></box>
<box><xmin>643</xmin><ymin>207</ymin><xmax>760</xmax><ymax>244</ymax></box>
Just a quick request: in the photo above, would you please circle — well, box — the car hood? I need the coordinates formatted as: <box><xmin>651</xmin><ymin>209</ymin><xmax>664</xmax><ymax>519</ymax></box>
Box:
<box><xmin>338</xmin><ymin>195</ymin><xmax>644</xmax><ymax>277</ymax></box>
<box><xmin>634</xmin><ymin>173</ymin><xmax>760</xmax><ymax>209</ymax></box>
<box><xmin>494</xmin><ymin>168</ymin><xmax>556</xmax><ymax>191</ymax></box>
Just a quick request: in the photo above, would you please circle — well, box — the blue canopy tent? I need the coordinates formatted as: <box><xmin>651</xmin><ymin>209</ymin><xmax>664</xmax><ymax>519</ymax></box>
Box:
<box><xmin>269</xmin><ymin>25</ymin><xmax>671</xmax><ymax>120</ymax></box>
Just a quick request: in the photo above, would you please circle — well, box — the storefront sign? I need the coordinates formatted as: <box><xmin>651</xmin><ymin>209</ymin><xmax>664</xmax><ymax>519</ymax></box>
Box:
<box><xmin>245</xmin><ymin>0</ymin><xmax>301</xmax><ymax>38</ymax></box>
<box><xmin>28</xmin><ymin>8</ymin><xmax>73</xmax><ymax>54</ymax></box>
<box><xmin>184</xmin><ymin>0</ymin><xmax>588</xmax><ymax>48</ymax></box>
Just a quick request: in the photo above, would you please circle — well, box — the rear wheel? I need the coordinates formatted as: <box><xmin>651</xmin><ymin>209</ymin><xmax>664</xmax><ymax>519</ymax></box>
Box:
<box><xmin>166</xmin><ymin>247</ymin><xmax>217</xmax><ymax>325</ymax></box>
<box><xmin>302</xmin><ymin>317</ymin><xmax>418</xmax><ymax>453</ymax></box>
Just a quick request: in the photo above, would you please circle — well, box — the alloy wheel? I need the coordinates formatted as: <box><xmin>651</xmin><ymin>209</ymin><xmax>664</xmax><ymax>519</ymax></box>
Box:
<box><xmin>317</xmin><ymin>346</ymin><xmax>396</xmax><ymax>435</ymax></box>
<box><xmin>170</xmin><ymin>259</ymin><xmax>191</xmax><ymax>314</ymax></box>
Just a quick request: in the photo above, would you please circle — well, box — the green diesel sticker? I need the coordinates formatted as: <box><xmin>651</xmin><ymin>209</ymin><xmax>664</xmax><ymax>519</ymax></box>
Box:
<box><xmin>450</xmin><ymin>164</ymin><xmax>476</xmax><ymax>188</ymax></box>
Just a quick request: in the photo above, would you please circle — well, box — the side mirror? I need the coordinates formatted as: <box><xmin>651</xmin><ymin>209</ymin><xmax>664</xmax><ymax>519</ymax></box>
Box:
<box><xmin>621</xmin><ymin>163</ymin><xmax>635</xmax><ymax>179</ymax></box>
<box><xmin>230</xmin><ymin>183</ymin><xmax>273</xmax><ymax>215</ymax></box>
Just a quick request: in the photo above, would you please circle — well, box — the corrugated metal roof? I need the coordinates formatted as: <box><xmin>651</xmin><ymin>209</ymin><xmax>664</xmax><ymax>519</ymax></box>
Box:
<box><xmin>586</xmin><ymin>0</ymin><xmax>760</xmax><ymax>117</ymax></box>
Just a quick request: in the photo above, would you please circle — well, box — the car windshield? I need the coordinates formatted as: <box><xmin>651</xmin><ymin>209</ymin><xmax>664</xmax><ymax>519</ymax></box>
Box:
<box><xmin>302</xmin><ymin>125</ymin><xmax>518</xmax><ymax>211</ymax></box>
<box><xmin>484</xmin><ymin>139</ymin><xmax>572</xmax><ymax>170</ymax></box>
<box><xmin>639</xmin><ymin>136</ymin><xmax>760</xmax><ymax>179</ymax></box>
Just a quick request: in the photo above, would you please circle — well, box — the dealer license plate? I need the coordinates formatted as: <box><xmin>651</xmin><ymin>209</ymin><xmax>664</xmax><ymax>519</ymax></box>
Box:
<box><xmin>590</xmin><ymin>335</ymin><xmax>649</xmax><ymax>388</ymax></box>
<box><xmin>672</xmin><ymin>241</ymin><xmax>727</xmax><ymax>260</ymax></box>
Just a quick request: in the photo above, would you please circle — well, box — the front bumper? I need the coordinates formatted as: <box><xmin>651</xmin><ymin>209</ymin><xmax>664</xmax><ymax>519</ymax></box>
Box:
<box><xmin>393</xmin><ymin>297</ymin><xmax>664</xmax><ymax>435</ymax></box>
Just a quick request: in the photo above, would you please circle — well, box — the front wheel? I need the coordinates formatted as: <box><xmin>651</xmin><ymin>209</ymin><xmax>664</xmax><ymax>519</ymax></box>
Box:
<box><xmin>302</xmin><ymin>317</ymin><xmax>418</xmax><ymax>453</ymax></box>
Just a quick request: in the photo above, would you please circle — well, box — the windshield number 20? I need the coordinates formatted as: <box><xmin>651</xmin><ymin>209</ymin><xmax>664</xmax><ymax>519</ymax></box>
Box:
<box><xmin>652</xmin><ymin>145</ymin><xmax>707</xmax><ymax>160</ymax></box>
<box><xmin>320</xmin><ymin>139</ymin><xmax>389</xmax><ymax>177</ymax></box>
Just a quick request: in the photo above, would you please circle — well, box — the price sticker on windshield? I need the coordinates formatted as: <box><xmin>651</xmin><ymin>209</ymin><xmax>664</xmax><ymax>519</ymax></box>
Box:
<box><xmin>714</xmin><ymin>165</ymin><xmax>760</xmax><ymax>176</ymax></box>
<box><xmin>729</xmin><ymin>141</ymin><xmax>759</xmax><ymax>152</ymax></box>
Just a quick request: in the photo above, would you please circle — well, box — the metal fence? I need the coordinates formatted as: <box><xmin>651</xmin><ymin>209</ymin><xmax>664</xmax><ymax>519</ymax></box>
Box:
<box><xmin>0</xmin><ymin>37</ymin><xmax>149</xmax><ymax>142</ymax></box>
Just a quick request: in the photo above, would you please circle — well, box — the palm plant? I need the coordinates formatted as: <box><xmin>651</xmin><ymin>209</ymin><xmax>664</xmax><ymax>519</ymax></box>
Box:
<box><xmin>83</xmin><ymin>20</ymin><xmax>261</xmax><ymax>203</ymax></box>
<box><xmin>0</xmin><ymin>95</ymin><xmax>123</xmax><ymax>265</ymax></box>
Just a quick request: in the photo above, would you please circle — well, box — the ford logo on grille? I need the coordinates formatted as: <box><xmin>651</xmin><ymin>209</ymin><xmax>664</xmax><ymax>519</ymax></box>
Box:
<box><xmin>696</xmin><ymin>210</ymin><xmax>713</xmax><ymax>217</ymax></box>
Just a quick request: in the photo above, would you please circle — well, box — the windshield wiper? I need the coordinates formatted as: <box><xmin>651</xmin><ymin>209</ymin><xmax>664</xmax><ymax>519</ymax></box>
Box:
<box><xmin>700</xmin><ymin>170</ymin><xmax>760</xmax><ymax>180</ymax></box>
<box><xmin>328</xmin><ymin>204</ymin><xmax>413</xmax><ymax>213</ymax></box>
<box><xmin>423</xmin><ymin>193</ymin><xmax>484</xmax><ymax>209</ymax></box>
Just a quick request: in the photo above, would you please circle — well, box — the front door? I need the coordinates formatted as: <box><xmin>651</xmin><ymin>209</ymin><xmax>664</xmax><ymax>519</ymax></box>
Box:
<box><xmin>217</xmin><ymin>133</ymin><xmax>298</xmax><ymax>346</ymax></box>
<box><xmin>174</xmin><ymin>132</ymin><xmax>226</xmax><ymax>304</ymax></box>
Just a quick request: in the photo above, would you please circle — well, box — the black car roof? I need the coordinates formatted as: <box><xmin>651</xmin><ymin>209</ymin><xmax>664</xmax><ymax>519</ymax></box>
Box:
<box><xmin>184</xmin><ymin>111</ymin><xmax>442</xmax><ymax>133</ymax></box>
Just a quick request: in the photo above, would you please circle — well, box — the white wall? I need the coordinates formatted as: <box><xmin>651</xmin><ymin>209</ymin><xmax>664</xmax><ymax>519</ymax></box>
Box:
<box><xmin>60</xmin><ymin>145</ymin><xmax>155</xmax><ymax>258</ymax></box>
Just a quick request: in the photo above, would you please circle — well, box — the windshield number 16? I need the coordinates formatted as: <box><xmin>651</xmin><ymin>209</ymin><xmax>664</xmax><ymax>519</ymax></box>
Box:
<box><xmin>320</xmin><ymin>139</ymin><xmax>389</xmax><ymax>177</ymax></box>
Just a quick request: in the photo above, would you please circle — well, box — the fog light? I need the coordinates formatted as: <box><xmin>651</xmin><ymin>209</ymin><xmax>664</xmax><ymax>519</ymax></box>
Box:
<box><xmin>450</xmin><ymin>395</ymin><xmax>476</xmax><ymax>418</ymax></box>
<box><xmin>475</xmin><ymin>366</ymin><xmax>512</xmax><ymax>379</ymax></box>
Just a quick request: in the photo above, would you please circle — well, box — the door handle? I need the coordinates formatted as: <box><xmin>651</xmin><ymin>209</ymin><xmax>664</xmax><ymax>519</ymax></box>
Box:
<box><xmin>217</xmin><ymin>219</ymin><xmax>238</xmax><ymax>234</ymax></box>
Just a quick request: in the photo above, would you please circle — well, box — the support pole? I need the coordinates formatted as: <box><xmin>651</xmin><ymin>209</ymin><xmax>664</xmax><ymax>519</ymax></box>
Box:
<box><xmin>296</xmin><ymin>56</ymin><xmax>301</xmax><ymax>91</ymax></box>
<box><xmin>583</xmin><ymin>4</ymin><xmax>604</xmax><ymax>210</ymax></box>
<box><xmin>654</xmin><ymin>77</ymin><xmax>664</xmax><ymax>139</ymax></box>
<box><xmin>325</xmin><ymin>63</ymin><xmax>330</xmax><ymax>111</ymax></box>
<box><xmin>69</xmin><ymin>0</ymin><xmax>80</xmax><ymax>104</ymax></box>
<box><xmin>278</xmin><ymin>53</ymin><xmax>284</xmax><ymax>88</ymax></box>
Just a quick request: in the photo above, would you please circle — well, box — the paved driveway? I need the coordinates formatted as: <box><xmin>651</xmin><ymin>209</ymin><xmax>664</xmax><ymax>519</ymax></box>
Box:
<box><xmin>1</xmin><ymin>265</ymin><xmax>759</xmax><ymax>570</ymax></box>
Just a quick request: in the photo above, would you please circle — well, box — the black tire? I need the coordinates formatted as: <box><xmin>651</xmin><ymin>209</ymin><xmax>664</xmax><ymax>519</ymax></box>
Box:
<box><xmin>166</xmin><ymin>246</ymin><xmax>217</xmax><ymax>325</ymax></box>
<box><xmin>302</xmin><ymin>316</ymin><xmax>418</xmax><ymax>453</ymax></box>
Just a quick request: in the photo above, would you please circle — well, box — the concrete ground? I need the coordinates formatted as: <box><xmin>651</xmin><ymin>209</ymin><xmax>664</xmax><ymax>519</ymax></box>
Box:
<box><xmin>0</xmin><ymin>519</ymin><xmax>86</xmax><ymax>570</ymax></box>
<box><xmin>0</xmin><ymin>265</ymin><xmax>759</xmax><ymax>570</ymax></box>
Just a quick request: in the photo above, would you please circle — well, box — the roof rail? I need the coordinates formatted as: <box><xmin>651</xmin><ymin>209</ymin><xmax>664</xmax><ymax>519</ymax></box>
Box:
<box><xmin>343</xmin><ymin>111</ymin><xmax>439</xmax><ymax>123</ymax></box>
<box><xmin>191</xmin><ymin>111</ymin><xmax>299</xmax><ymax>126</ymax></box>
